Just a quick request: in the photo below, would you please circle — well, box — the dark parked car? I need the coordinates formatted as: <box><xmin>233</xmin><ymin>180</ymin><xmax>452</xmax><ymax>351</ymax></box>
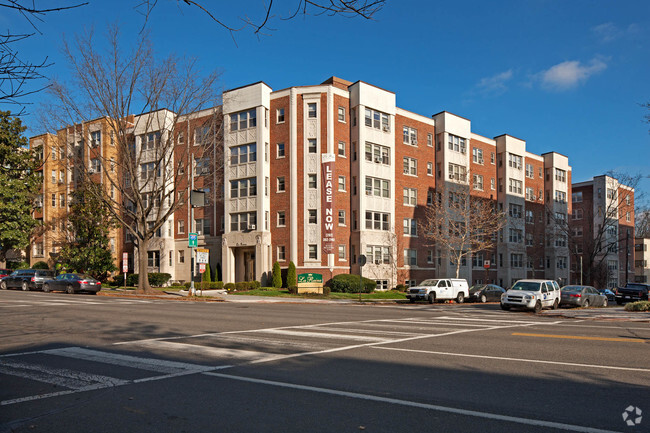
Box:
<box><xmin>42</xmin><ymin>273</ymin><xmax>101</xmax><ymax>294</ymax></box>
<box><xmin>468</xmin><ymin>284</ymin><xmax>505</xmax><ymax>303</ymax></box>
<box><xmin>597</xmin><ymin>288</ymin><xmax>616</xmax><ymax>303</ymax></box>
<box><xmin>560</xmin><ymin>285</ymin><xmax>608</xmax><ymax>308</ymax></box>
<box><xmin>0</xmin><ymin>269</ymin><xmax>12</xmax><ymax>278</ymax></box>
<box><xmin>0</xmin><ymin>269</ymin><xmax>55</xmax><ymax>291</ymax></box>
<box><xmin>615</xmin><ymin>283</ymin><xmax>650</xmax><ymax>304</ymax></box>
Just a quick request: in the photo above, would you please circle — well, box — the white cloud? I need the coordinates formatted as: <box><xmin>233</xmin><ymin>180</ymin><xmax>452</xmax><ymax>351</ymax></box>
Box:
<box><xmin>592</xmin><ymin>22</ymin><xmax>621</xmax><ymax>42</ymax></box>
<box><xmin>538</xmin><ymin>58</ymin><xmax>607</xmax><ymax>91</ymax></box>
<box><xmin>476</xmin><ymin>70</ymin><xmax>513</xmax><ymax>95</ymax></box>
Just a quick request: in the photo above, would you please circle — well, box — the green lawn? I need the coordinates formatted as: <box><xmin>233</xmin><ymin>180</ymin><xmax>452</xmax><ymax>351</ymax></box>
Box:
<box><xmin>230</xmin><ymin>288</ymin><xmax>407</xmax><ymax>301</ymax></box>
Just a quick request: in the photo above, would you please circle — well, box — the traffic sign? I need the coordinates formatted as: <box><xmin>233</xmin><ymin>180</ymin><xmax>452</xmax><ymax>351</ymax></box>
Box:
<box><xmin>196</xmin><ymin>248</ymin><xmax>209</xmax><ymax>264</ymax></box>
<box><xmin>189</xmin><ymin>233</ymin><xmax>198</xmax><ymax>248</ymax></box>
<box><xmin>122</xmin><ymin>252</ymin><xmax>128</xmax><ymax>273</ymax></box>
<box><xmin>483</xmin><ymin>260</ymin><xmax>491</xmax><ymax>269</ymax></box>
<box><xmin>199</xmin><ymin>263</ymin><xmax>206</xmax><ymax>274</ymax></box>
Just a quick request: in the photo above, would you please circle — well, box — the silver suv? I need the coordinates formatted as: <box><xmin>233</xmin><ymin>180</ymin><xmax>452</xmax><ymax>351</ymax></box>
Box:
<box><xmin>500</xmin><ymin>279</ymin><xmax>561</xmax><ymax>313</ymax></box>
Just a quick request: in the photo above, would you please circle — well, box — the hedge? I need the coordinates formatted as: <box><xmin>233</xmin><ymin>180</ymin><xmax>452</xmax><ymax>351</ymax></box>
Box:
<box><xmin>111</xmin><ymin>273</ymin><xmax>171</xmax><ymax>287</ymax></box>
<box><xmin>329</xmin><ymin>274</ymin><xmax>376</xmax><ymax>293</ymax></box>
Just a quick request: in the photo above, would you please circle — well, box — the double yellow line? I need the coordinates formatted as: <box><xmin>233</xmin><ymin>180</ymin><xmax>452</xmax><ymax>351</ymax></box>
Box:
<box><xmin>512</xmin><ymin>332</ymin><xmax>645</xmax><ymax>343</ymax></box>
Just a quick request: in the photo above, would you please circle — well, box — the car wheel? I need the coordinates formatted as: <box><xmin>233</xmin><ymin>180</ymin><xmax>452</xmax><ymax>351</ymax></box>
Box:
<box><xmin>500</xmin><ymin>303</ymin><xmax>510</xmax><ymax>311</ymax></box>
<box><xmin>479</xmin><ymin>294</ymin><xmax>487</xmax><ymax>303</ymax></box>
<box><xmin>456</xmin><ymin>292</ymin><xmax>465</xmax><ymax>304</ymax></box>
<box><xmin>583</xmin><ymin>299</ymin><xmax>590</xmax><ymax>308</ymax></box>
<box><xmin>533</xmin><ymin>300</ymin><xmax>542</xmax><ymax>313</ymax></box>
<box><xmin>0</xmin><ymin>281</ymin><xmax>6</xmax><ymax>290</ymax></box>
<box><xmin>428</xmin><ymin>293</ymin><xmax>435</xmax><ymax>304</ymax></box>
<box><xmin>43</xmin><ymin>283</ymin><xmax>50</xmax><ymax>293</ymax></box>
<box><xmin>22</xmin><ymin>281</ymin><xmax>29</xmax><ymax>291</ymax></box>
<box><xmin>602</xmin><ymin>298</ymin><xmax>608</xmax><ymax>307</ymax></box>
<box><xmin>66</xmin><ymin>284</ymin><xmax>75</xmax><ymax>295</ymax></box>
<box><xmin>552</xmin><ymin>299</ymin><xmax>559</xmax><ymax>310</ymax></box>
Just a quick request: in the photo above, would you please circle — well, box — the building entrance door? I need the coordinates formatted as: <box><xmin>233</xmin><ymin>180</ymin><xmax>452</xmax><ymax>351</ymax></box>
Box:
<box><xmin>244</xmin><ymin>251</ymin><xmax>255</xmax><ymax>282</ymax></box>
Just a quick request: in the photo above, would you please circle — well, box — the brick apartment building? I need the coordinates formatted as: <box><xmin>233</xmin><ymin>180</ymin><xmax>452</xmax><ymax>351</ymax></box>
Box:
<box><xmin>570</xmin><ymin>175</ymin><xmax>635</xmax><ymax>289</ymax></box>
<box><xmin>30</xmin><ymin>76</ymin><xmax>608</xmax><ymax>290</ymax></box>
<box><xmin>634</xmin><ymin>237</ymin><xmax>650</xmax><ymax>283</ymax></box>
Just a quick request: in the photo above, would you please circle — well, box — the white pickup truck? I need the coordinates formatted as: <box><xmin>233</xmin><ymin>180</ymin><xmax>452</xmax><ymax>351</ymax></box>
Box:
<box><xmin>406</xmin><ymin>278</ymin><xmax>469</xmax><ymax>304</ymax></box>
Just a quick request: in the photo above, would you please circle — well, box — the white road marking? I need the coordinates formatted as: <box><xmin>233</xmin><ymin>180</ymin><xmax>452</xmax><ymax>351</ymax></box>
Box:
<box><xmin>130</xmin><ymin>340</ymin><xmax>280</xmax><ymax>362</ymax></box>
<box><xmin>257</xmin><ymin>328</ymin><xmax>392</xmax><ymax>342</ymax></box>
<box><xmin>0</xmin><ymin>359</ymin><xmax>126</xmax><ymax>389</ymax></box>
<box><xmin>371</xmin><ymin>346</ymin><xmax>650</xmax><ymax>373</ymax></box>
<box><xmin>204</xmin><ymin>372</ymin><xmax>620</xmax><ymax>433</ymax></box>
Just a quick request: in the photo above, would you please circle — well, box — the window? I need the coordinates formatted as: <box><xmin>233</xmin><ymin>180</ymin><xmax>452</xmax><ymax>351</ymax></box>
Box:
<box><xmin>572</xmin><ymin>208</ymin><xmax>583</xmax><ymax>220</ymax></box>
<box><xmin>508</xmin><ymin>153</ymin><xmax>522</xmax><ymax>170</ymax></box>
<box><xmin>448</xmin><ymin>163</ymin><xmax>466</xmax><ymax>182</ymax></box>
<box><xmin>525</xmin><ymin>164</ymin><xmax>534</xmax><ymax>178</ymax></box>
<box><xmin>308</xmin><ymin>174</ymin><xmax>317</xmax><ymax>189</ymax></box>
<box><xmin>557</xmin><ymin>257</ymin><xmax>567</xmax><ymax>269</ymax></box>
<box><xmin>338</xmin><ymin>106</ymin><xmax>346</xmax><ymax>122</ymax></box>
<box><xmin>308</xmin><ymin>244</ymin><xmax>318</xmax><ymax>260</ymax></box>
<box><xmin>277</xmin><ymin>211</ymin><xmax>286</xmax><ymax>227</ymax></box>
<box><xmin>555</xmin><ymin>235</ymin><xmax>567</xmax><ymax>247</ymax></box>
<box><xmin>308</xmin><ymin>138</ymin><xmax>317</xmax><ymax>154</ymax></box>
<box><xmin>89</xmin><ymin>130</ymin><xmax>101</xmax><ymax>147</ymax></box>
<box><xmin>448</xmin><ymin>134</ymin><xmax>466</xmax><ymax>153</ymax></box>
<box><xmin>365</xmin><ymin>142</ymin><xmax>390</xmax><ymax>165</ymax></box>
<box><xmin>178</xmin><ymin>219</ymin><xmax>185</xmax><ymax>234</ymax></box>
<box><xmin>366</xmin><ymin>245</ymin><xmax>391</xmax><ymax>264</ymax></box>
<box><xmin>338</xmin><ymin>245</ymin><xmax>347</xmax><ymax>260</ymax></box>
<box><xmin>471</xmin><ymin>253</ymin><xmax>484</xmax><ymax>268</ymax></box>
<box><xmin>555</xmin><ymin>190</ymin><xmax>567</xmax><ymax>203</ymax></box>
<box><xmin>141</xmin><ymin>132</ymin><xmax>160</xmax><ymax>150</ymax></box>
<box><xmin>403</xmin><ymin>218</ymin><xmax>417</xmax><ymax>236</ymax></box>
<box><xmin>230</xmin><ymin>178</ymin><xmax>257</xmax><ymax>198</ymax></box>
<box><xmin>508</xmin><ymin>178</ymin><xmax>522</xmax><ymax>194</ymax></box>
<box><xmin>364</xmin><ymin>108</ymin><xmax>390</xmax><ymax>131</ymax></box>
<box><xmin>509</xmin><ymin>228</ymin><xmax>522</xmax><ymax>243</ymax></box>
<box><xmin>230</xmin><ymin>109</ymin><xmax>256</xmax><ymax>131</ymax></box>
<box><xmin>338</xmin><ymin>141</ymin><xmax>346</xmax><ymax>157</ymax></box>
<box><xmin>195</xmin><ymin>218</ymin><xmax>211</xmax><ymax>236</ymax></box>
<box><xmin>404</xmin><ymin>249</ymin><xmax>417</xmax><ymax>266</ymax></box>
<box><xmin>490</xmin><ymin>152</ymin><xmax>495</xmax><ymax>164</ymax></box>
<box><xmin>51</xmin><ymin>169</ymin><xmax>56</xmax><ymax>184</ymax></box>
<box><xmin>277</xmin><ymin>177</ymin><xmax>285</xmax><ymax>192</ymax></box>
<box><xmin>525</xmin><ymin>233</ymin><xmax>534</xmax><ymax>246</ymax></box>
<box><xmin>626</xmin><ymin>212</ymin><xmax>631</xmax><ymax>222</ymax></box>
<box><xmin>59</xmin><ymin>193</ymin><xmax>65</xmax><ymax>207</ymax></box>
<box><xmin>51</xmin><ymin>193</ymin><xmax>56</xmax><ymax>207</ymax></box>
<box><xmin>178</xmin><ymin>250</ymin><xmax>185</xmax><ymax>264</ymax></box>
<box><xmin>365</xmin><ymin>211</ymin><xmax>390</xmax><ymax>230</ymax></box>
<box><xmin>472</xmin><ymin>148</ymin><xmax>484</xmax><ymax>164</ymax></box>
<box><xmin>338</xmin><ymin>210</ymin><xmax>346</xmax><ymax>225</ymax></box>
<box><xmin>338</xmin><ymin>176</ymin><xmax>346</xmax><ymax>191</ymax></box>
<box><xmin>307</xmin><ymin>209</ymin><xmax>317</xmax><ymax>224</ymax></box>
<box><xmin>427</xmin><ymin>133</ymin><xmax>433</xmax><ymax>147</ymax></box>
<box><xmin>427</xmin><ymin>190</ymin><xmax>434</xmax><ymax>205</ymax></box>
<box><xmin>194</xmin><ymin>157</ymin><xmax>210</xmax><ymax>176</ymax></box>
<box><xmin>555</xmin><ymin>212</ymin><xmax>566</xmax><ymax>223</ymax></box>
<box><xmin>509</xmin><ymin>203</ymin><xmax>522</xmax><ymax>218</ymax></box>
<box><xmin>473</xmin><ymin>174</ymin><xmax>484</xmax><ymax>190</ymax></box>
<box><xmin>307</xmin><ymin>103</ymin><xmax>317</xmax><ymax>118</ymax></box>
<box><xmin>572</xmin><ymin>191</ymin><xmax>582</xmax><ymax>203</ymax></box>
<box><xmin>230</xmin><ymin>143</ymin><xmax>257</xmax><ymax>165</ymax></box>
<box><xmin>427</xmin><ymin>250</ymin><xmax>434</xmax><ymax>264</ymax></box>
<box><xmin>491</xmin><ymin>178</ymin><xmax>495</xmax><ymax>190</ymax></box>
<box><xmin>147</xmin><ymin>251</ymin><xmax>160</xmax><ymax>268</ymax></box>
<box><xmin>403</xmin><ymin>187</ymin><xmax>417</xmax><ymax>206</ymax></box>
<box><xmin>177</xmin><ymin>131</ymin><xmax>184</xmax><ymax>144</ymax></box>
<box><xmin>365</xmin><ymin>176</ymin><xmax>390</xmax><ymax>198</ymax></box>
<box><xmin>403</xmin><ymin>157</ymin><xmax>417</xmax><ymax>176</ymax></box>
<box><xmin>90</xmin><ymin>158</ymin><xmax>101</xmax><ymax>174</ymax></box>
<box><xmin>230</xmin><ymin>212</ymin><xmax>257</xmax><ymax>232</ymax></box>
<box><xmin>525</xmin><ymin>210</ymin><xmax>534</xmax><ymax>224</ymax></box>
<box><xmin>276</xmin><ymin>108</ymin><xmax>285</xmax><ymax>123</ymax></box>
<box><xmin>555</xmin><ymin>168</ymin><xmax>566</xmax><ymax>182</ymax></box>
<box><xmin>277</xmin><ymin>246</ymin><xmax>286</xmax><ymax>261</ymax></box>
<box><xmin>510</xmin><ymin>254</ymin><xmax>523</xmax><ymax>268</ymax></box>
<box><xmin>525</xmin><ymin>187</ymin><xmax>535</xmax><ymax>200</ymax></box>
<box><xmin>140</xmin><ymin>162</ymin><xmax>157</xmax><ymax>180</ymax></box>
<box><xmin>427</xmin><ymin>162</ymin><xmax>433</xmax><ymax>176</ymax></box>
<box><xmin>403</xmin><ymin>126</ymin><xmax>418</xmax><ymax>145</ymax></box>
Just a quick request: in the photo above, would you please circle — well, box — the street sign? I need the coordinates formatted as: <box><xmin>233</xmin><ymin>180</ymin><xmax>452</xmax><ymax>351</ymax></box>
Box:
<box><xmin>199</xmin><ymin>263</ymin><xmax>206</xmax><ymax>274</ymax></box>
<box><xmin>483</xmin><ymin>260</ymin><xmax>491</xmax><ymax>269</ymax></box>
<box><xmin>189</xmin><ymin>233</ymin><xmax>198</xmax><ymax>248</ymax></box>
<box><xmin>196</xmin><ymin>248</ymin><xmax>209</xmax><ymax>264</ymax></box>
<box><xmin>359</xmin><ymin>254</ymin><xmax>367</xmax><ymax>267</ymax></box>
<box><xmin>122</xmin><ymin>252</ymin><xmax>128</xmax><ymax>273</ymax></box>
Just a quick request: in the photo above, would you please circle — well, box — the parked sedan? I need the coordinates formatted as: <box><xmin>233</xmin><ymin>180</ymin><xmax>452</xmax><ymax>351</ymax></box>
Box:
<box><xmin>560</xmin><ymin>285</ymin><xmax>608</xmax><ymax>308</ymax></box>
<box><xmin>1</xmin><ymin>269</ymin><xmax>55</xmax><ymax>291</ymax></box>
<box><xmin>42</xmin><ymin>273</ymin><xmax>101</xmax><ymax>294</ymax></box>
<box><xmin>597</xmin><ymin>288</ymin><xmax>616</xmax><ymax>303</ymax></box>
<box><xmin>0</xmin><ymin>269</ymin><xmax>12</xmax><ymax>278</ymax></box>
<box><xmin>468</xmin><ymin>284</ymin><xmax>505</xmax><ymax>303</ymax></box>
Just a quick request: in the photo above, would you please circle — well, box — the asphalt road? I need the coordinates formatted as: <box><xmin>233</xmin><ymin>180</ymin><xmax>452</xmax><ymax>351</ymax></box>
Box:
<box><xmin>1</xmin><ymin>290</ymin><xmax>648</xmax><ymax>433</ymax></box>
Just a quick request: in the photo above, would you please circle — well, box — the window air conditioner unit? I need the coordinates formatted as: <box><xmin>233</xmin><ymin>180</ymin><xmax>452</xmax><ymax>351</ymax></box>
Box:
<box><xmin>249</xmin><ymin>224</ymin><xmax>256</xmax><ymax>230</ymax></box>
<box><xmin>382</xmin><ymin>125</ymin><xmax>390</xmax><ymax>132</ymax></box>
<box><xmin>365</xmin><ymin>190</ymin><xmax>372</xmax><ymax>195</ymax></box>
<box><xmin>478</xmin><ymin>158</ymin><xmax>484</xmax><ymax>164</ymax></box>
<box><xmin>374</xmin><ymin>157</ymin><xmax>382</xmax><ymax>163</ymax></box>
<box><xmin>88</xmin><ymin>168</ymin><xmax>95</xmax><ymax>174</ymax></box>
<box><xmin>449</xmin><ymin>174</ymin><xmax>455</xmax><ymax>180</ymax></box>
<box><xmin>411</xmin><ymin>139</ymin><xmax>417</xmax><ymax>145</ymax></box>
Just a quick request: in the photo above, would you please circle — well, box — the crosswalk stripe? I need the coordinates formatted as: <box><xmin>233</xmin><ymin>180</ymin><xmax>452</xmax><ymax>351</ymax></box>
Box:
<box><xmin>257</xmin><ymin>328</ymin><xmax>391</xmax><ymax>342</ymax></box>
<box><xmin>0</xmin><ymin>359</ymin><xmax>126</xmax><ymax>389</ymax></box>
<box><xmin>130</xmin><ymin>340</ymin><xmax>278</xmax><ymax>362</ymax></box>
<box><xmin>42</xmin><ymin>347</ymin><xmax>202</xmax><ymax>374</ymax></box>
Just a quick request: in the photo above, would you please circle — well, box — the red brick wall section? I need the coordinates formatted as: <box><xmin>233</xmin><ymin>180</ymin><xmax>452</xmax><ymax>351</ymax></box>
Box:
<box><xmin>270</xmin><ymin>95</ymin><xmax>291</xmax><ymax>266</ymax></box>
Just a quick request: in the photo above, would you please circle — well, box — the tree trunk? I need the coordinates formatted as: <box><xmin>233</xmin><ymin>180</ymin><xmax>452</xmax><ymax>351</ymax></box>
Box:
<box><xmin>136</xmin><ymin>237</ymin><xmax>154</xmax><ymax>294</ymax></box>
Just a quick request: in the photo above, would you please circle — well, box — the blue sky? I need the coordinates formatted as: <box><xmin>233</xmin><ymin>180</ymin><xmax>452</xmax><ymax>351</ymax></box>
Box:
<box><xmin>5</xmin><ymin>0</ymin><xmax>650</xmax><ymax>198</ymax></box>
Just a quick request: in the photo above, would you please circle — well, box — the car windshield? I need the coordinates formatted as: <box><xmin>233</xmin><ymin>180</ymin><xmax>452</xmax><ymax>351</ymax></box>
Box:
<box><xmin>510</xmin><ymin>281</ymin><xmax>541</xmax><ymax>292</ymax></box>
<box><xmin>469</xmin><ymin>285</ymin><xmax>485</xmax><ymax>292</ymax></box>
<box><xmin>419</xmin><ymin>279</ymin><xmax>439</xmax><ymax>287</ymax></box>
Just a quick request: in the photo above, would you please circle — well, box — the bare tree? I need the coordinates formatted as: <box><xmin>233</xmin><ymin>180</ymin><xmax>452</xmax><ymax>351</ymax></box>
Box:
<box><xmin>43</xmin><ymin>26</ymin><xmax>221</xmax><ymax>293</ymax></box>
<box><xmin>421</xmin><ymin>180</ymin><xmax>506</xmax><ymax>278</ymax></box>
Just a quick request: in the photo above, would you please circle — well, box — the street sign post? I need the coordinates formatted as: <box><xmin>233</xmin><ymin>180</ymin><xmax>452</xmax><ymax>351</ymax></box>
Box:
<box><xmin>122</xmin><ymin>252</ymin><xmax>128</xmax><ymax>289</ymax></box>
